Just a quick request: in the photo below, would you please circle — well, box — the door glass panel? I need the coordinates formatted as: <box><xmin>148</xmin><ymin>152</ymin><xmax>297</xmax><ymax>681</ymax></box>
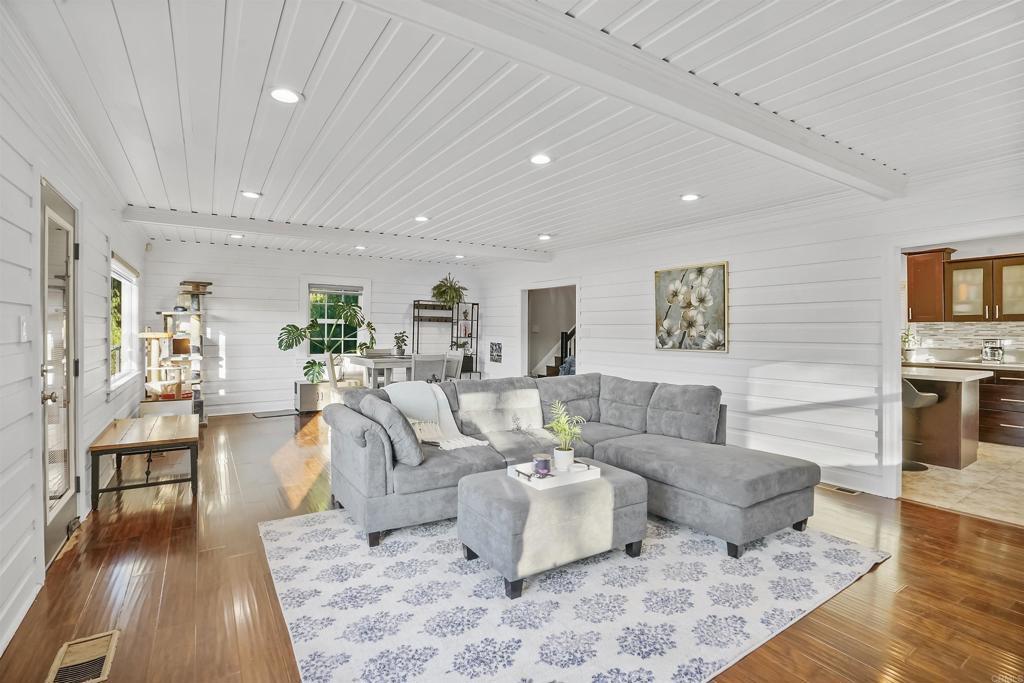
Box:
<box><xmin>45</xmin><ymin>221</ymin><xmax>72</xmax><ymax>511</ymax></box>
<box><xmin>951</xmin><ymin>267</ymin><xmax>985</xmax><ymax>316</ymax></box>
<box><xmin>1001</xmin><ymin>265</ymin><xmax>1024</xmax><ymax>315</ymax></box>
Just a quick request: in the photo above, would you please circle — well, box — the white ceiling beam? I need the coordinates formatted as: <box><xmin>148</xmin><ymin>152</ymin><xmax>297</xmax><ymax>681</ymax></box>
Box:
<box><xmin>355</xmin><ymin>0</ymin><xmax>908</xmax><ymax>199</ymax></box>
<box><xmin>121</xmin><ymin>206</ymin><xmax>553</xmax><ymax>262</ymax></box>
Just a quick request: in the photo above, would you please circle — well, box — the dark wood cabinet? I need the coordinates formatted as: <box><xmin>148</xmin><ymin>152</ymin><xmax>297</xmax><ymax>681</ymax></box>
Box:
<box><xmin>979</xmin><ymin>369</ymin><xmax>1024</xmax><ymax>446</ymax></box>
<box><xmin>906</xmin><ymin>249</ymin><xmax>953</xmax><ymax>322</ymax></box>
<box><xmin>944</xmin><ymin>258</ymin><xmax>994</xmax><ymax>322</ymax></box>
<box><xmin>908</xmin><ymin>249</ymin><xmax>1024</xmax><ymax>323</ymax></box>
<box><xmin>993</xmin><ymin>256</ymin><xmax>1024</xmax><ymax>321</ymax></box>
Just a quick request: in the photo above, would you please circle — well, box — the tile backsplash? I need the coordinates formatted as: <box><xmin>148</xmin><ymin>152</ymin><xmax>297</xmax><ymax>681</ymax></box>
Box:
<box><xmin>909</xmin><ymin>322</ymin><xmax>1024</xmax><ymax>349</ymax></box>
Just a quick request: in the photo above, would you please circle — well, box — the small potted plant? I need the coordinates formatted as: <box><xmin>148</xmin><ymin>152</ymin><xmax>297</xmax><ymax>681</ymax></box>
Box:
<box><xmin>545</xmin><ymin>400</ymin><xmax>585</xmax><ymax>472</ymax></box>
<box><xmin>900</xmin><ymin>327</ymin><xmax>919</xmax><ymax>361</ymax></box>
<box><xmin>394</xmin><ymin>330</ymin><xmax>408</xmax><ymax>356</ymax></box>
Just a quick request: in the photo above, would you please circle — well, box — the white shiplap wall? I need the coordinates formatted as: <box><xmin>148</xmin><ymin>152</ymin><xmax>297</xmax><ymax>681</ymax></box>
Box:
<box><xmin>141</xmin><ymin>241</ymin><xmax>477</xmax><ymax>416</ymax></box>
<box><xmin>0</xmin><ymin>15</ymin><xmax>146</xmax><ymax>654</ymax></box>
<box><xmin>478</xmin><ymin>163</ymin><xmax>1024</xmax><ymax>498</ymax></box>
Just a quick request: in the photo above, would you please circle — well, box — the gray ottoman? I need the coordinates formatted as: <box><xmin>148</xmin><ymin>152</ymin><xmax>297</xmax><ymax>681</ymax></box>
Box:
<box><xmin>457</xmin><ymin>457</ymin><xmax>647</xmax><ymax>599</ymax></box>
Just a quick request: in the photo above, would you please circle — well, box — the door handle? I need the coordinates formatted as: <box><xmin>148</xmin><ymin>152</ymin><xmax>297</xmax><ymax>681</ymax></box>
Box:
<box><xmin>999</xmin><ymin>423</ymin><xmax>1024</xmax><ymax>429</ymax></box>
<box><xmin>1002</xmin><ymin>377</ymin><xmax>1024</xmax><ymax>381</ymax></box>
<box><xmin>1000</xmin><ymin>398</ymin><xmax>1024</xmax><ymax>403</ymax></box>
<box><xmin>41</xmin><ymin>391</ymin><xmax>57</xmax><ymax>404</ymax></box>
<box><xmin>985</xmin><ymin>305</ymin><xmax>990</xmax><ymax>319</ymax></box>
<box><xmin>908</xmin><ymin>307</ymin><xmax>912</xmax><ymax>320</ymax></box>
<box><xmin>996</xmin><ymin>305</ymin><xmax>1000</xmax><ymax>319</ymax></box>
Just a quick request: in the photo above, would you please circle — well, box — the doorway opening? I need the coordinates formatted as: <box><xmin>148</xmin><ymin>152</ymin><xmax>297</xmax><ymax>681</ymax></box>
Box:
<box><xmin>899</xmin><ymin>233</ymin><xmax>1024</xmax><ymax>526</ymax></box>
<box><xmin>526</xmin><ymin>285</ymin><xmax>576</xmax><ymax>378</ymax></box>
<box><xmin>41</xmin><ymin>179</ymin><xmax>78</xmax><ymax>564</ymax></box>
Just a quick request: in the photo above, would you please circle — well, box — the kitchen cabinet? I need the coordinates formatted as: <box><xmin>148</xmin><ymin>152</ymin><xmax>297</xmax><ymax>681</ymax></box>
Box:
<box><xmin>906</xmin><ymin>249</ymin><xmax>953</xmax><ymax>322</ymax></box>
<box><xmin>979</xmin><ymin>368</ymin><xmax>1024</xmax><ymax>446</ymax></box>
<box><xmin>993</xmin><ymin>256</ymin><xmax>1024</xmax><ymax>321</ymax></box>
<box><xmin>945</xmin><ymin>259</ymin><xmax>993</xmax><ymax>321</ymax></box>
<box><xmin>942</xmin><ymin>255</ymin><xmax>1024</xmax><ymax>322</ymax></box>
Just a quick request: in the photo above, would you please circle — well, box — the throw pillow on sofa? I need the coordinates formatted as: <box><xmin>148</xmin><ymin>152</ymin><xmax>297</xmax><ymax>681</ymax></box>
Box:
<box><xmin>341</xmin><ymin>387</ymin><xmax>391</xmax><ymax>414</ymax></box>
<box><xmin>360</xmin><ymin>395</ymin><xmax>423</xmax><ymax>466</ymax></box>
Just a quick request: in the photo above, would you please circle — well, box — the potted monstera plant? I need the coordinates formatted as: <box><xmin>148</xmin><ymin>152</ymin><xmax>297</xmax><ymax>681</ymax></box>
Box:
<box><xmin>545</xmin><ymin>400</ymin><xmax>585</xmax><ymax>472</ymax></box>
<box><xmin>278</xmin><ymin>300</ymin><xmax>376</xmax><ymax>386</ymax></box>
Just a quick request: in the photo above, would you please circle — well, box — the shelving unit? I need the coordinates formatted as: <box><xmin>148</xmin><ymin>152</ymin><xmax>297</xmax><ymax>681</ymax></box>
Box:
<box><xmin>411</xmin><ymin>300</ymin><xmax>453</xmax><ymax>353</ymax></box>
<box><xmin>410</xmin><ymin>299</ymin><xmax>480</xmax><ymax>378</ymax></box>
<box><xmin>141</xmin><ymin>281</ymin><xmax>211</xmax><ymax>424</ymax></box>
<box><xmin>451</xmin><ymin>302</ymin><xmax>479</xmax><ymax>378</ymax></box>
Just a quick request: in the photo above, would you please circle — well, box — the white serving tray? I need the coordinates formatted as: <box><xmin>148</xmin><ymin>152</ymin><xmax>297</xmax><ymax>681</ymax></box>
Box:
<box><xmin>506</xmin><ymin>461</ymin><xmax>601</xmax><ymax>490</ymax></box>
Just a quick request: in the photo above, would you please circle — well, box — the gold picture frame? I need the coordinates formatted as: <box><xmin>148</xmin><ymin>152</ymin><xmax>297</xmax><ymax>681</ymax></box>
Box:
<box><xmin>654</xmin><ymin>261</ymin><xmax>728</xmax><ymax>352</ymax></box>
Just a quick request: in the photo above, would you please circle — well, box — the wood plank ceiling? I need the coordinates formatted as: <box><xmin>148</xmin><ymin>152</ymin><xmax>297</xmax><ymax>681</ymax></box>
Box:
<box><xmin>7</xmin><ymin>0</ymin><xmax>1023</xmax><ymax>264</ymax></box>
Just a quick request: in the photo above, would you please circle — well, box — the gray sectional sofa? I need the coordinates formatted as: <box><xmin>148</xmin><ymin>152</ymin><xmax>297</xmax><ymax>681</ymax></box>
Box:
<box><xmin>324</xmin><ymin>373</ymin><xmax>820</xmax><ymax>557</ymax></box>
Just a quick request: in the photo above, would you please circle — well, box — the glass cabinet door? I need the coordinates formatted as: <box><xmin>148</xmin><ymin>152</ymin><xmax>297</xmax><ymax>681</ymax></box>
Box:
<box><xmin>945</xmin><ymin>260</ymin><xmax>992</xmax><ymax>321</ymax></box>
<box><xmin>995</xmin><ymin>257</ymin><xmax>1024</xmax><ymax>321</ymax></box>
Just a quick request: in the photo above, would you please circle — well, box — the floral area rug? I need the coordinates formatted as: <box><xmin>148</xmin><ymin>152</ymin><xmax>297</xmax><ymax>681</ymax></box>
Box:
<box><xmin>259</xmin><ymin>511</ymin><xmax>888</xmax><ymax>683</ymax></box>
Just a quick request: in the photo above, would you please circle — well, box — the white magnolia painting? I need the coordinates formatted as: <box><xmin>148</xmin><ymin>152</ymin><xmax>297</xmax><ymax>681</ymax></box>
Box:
<box><xmin>655</xmin><ymin>262</ymin><xmax>728</xmax><ymax>352</ymax></box>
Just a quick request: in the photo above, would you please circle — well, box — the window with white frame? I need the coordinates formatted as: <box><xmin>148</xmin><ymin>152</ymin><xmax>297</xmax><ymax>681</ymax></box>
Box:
<box><xmin>109</xmin><ymin>253</ymin><xmax>139</xmax><ymax>387</ymax></box>
<box><xmin>308</xmin><ymin>284</ymin><xmax>363</xmax><ymax>355</ymax></box>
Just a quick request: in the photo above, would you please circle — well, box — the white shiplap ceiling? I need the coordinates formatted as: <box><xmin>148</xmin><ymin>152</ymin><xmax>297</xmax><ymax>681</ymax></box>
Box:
<box><xmin>6</xmin><ymin>0</ymin><xmax>1023</xmax><ymax>263</ymax></box>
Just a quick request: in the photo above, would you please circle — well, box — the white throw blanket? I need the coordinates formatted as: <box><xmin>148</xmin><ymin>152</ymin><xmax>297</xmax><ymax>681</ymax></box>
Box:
<box><xmin>383</xmin><ymin>381</ymin><xmax>488</xmax><ymax>450</ymax></box>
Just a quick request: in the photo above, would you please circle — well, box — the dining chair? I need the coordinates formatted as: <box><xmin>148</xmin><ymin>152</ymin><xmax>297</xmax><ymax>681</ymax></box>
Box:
<box><xmin>411</xmin><ymin>354</ymin><xmax>447</xmax><ymax>383</ymax></box>
<box><xmin>443</xmin><ymin>351</ymin><xmax>464</xmax><ymax>381</ymax></box>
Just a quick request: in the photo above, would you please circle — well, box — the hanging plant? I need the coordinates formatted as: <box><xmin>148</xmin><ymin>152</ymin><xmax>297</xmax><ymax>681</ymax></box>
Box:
<box><xmin>431</xmin><ymin>272</ymin><xmax>467</xmax><ymax>308</ymax></box>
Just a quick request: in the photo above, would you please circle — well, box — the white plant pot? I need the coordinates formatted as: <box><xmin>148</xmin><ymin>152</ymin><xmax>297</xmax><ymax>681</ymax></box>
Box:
<box><xmin>553</xmin><ymin>448</ymin><xmax>574</xmax><ymax>472</ymax></box>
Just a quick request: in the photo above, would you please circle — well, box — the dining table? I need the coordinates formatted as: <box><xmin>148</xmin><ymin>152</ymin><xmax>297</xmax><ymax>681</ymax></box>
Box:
<box><xmin>347</xmin><ymin>355</ymin><xmax>412</xmax><ymax>388</ymax></box>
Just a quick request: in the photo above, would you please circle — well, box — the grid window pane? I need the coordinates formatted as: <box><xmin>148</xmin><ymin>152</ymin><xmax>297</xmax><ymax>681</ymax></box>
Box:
<box><xmin>309</xmin><ymin>288</ymin><xmax>360</xmax><ymax>355</ymax></box>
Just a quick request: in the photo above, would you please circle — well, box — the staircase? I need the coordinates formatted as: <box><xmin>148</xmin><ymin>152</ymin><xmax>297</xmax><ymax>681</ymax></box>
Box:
<box><xmin>533</xmin><ymin>327</ymin><xmax>575</xmax><ymax>377</ymax></box>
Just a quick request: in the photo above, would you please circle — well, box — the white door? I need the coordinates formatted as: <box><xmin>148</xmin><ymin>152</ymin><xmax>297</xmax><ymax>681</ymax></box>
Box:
<box><xmin>42</xmin><ymin>204</ymin><xmax>77</xmax><ymax>563</ymax></box>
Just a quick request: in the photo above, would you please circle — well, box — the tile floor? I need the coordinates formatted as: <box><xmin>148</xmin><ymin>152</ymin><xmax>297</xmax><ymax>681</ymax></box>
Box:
<box><xmin>902</xmin><ymin>441</ymin><xmax>1024</xmax><ymax>526</ymax></box>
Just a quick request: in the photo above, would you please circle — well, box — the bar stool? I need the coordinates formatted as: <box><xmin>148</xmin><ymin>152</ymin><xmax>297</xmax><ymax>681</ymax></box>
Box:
<box><xmin>902</xmin><ymin>379</ymin><xmax>938</xmax><ymax>471</ymax></box>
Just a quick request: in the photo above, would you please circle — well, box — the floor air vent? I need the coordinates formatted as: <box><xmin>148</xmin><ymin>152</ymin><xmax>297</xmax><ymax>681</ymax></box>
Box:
<box><xmin>46</xmin><ymin>630</ymin><xmax>119</xmax><ymax>683</ymax></box>
<box><xmin>819</xmin><ymin>483</ymin><xmax>861</xmax><ymax>495</ymax></box>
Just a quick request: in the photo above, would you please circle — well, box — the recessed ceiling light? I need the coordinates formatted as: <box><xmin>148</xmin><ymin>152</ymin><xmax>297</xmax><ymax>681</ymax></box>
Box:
<box><xmin>680</xmin><ymin>193</ymin><xmax>702</xmax><ymax>201</ymax></box>
<box><xmin>229</xmin><ymin>233</ymin><xmax>244</xmax><ymax>239</ymax></box>
<box><xmin>414</xmin><ymin>215</ymin><xmax>430</xmax><ymax>222</ymax></box>
<box><xmin>270</xmin><ymin>87</ymin><xmax>303</xmax><ymax>104</ymax></box>
<box><xmin>530</xmin><ymin>153</ymin><xmax>551</xmax><ymax>165</ymax></box>
<box><xmin>538</xmin><ymin>233</ymin><xmax>552</xmax><ymax>241</ymax></box>
<box><xmin>355</xmin><ymin>245</ymin><xmax>366</xmax><ymax>250</ymax></box>
<box><xmin>455</xmin><ymin>254</ymin><xmax>464</xmax><ymax>259</ymax></box>
<box><xmin>240</xmin><ymin>190</ymin><xmax>262</xmax><ymax>199</ymax></box>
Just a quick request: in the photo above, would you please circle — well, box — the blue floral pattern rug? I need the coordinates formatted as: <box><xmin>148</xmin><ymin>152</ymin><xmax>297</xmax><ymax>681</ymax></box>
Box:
<box><xmin>259</xmin><ymin>511</ymin><xmax>888</xmax><ymax>683</ymax></box>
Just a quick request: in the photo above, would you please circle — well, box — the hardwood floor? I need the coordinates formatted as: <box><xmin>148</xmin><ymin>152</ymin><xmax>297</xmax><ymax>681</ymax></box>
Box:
<box><xmin>2</xmin><ymin>413</ymin><xmax>1022</xmax><ymax>682</ymax></box>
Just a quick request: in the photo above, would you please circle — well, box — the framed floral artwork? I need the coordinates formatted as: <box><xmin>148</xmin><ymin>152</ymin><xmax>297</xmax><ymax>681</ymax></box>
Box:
<box><xmin>654</xmin><ymin>261</ymin><xmax>728</xmax><ymax>351</ymax></box>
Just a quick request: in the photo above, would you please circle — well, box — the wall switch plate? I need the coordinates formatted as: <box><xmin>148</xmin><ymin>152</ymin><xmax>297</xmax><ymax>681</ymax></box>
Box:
<box><xmin>19</xmin><ymin>315</ymin><xmax>29</xmax><ymax>342</ymax></box>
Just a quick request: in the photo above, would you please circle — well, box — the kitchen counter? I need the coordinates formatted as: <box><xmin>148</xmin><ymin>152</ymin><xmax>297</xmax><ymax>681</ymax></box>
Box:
<box><xmin>904</xmin><ymin>358</ymin><xmax>1024</xmax><ymax>371</ymax></box>
<box><xmin>901</xmin><ymin>366</ymin><xmax>994</xmax><ymax>383</ymax></box>
<box><xmin>902</xmin><ymin>367</ymin><xmax>985</xmax><ymax>470</ymax></box>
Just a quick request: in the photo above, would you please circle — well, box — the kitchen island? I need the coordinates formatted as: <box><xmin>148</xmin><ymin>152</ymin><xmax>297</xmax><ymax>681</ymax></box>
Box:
<box><xmin>902</xmin><ymin>366</ymin><xmax>993</xmax><ymax>469</ymax></box>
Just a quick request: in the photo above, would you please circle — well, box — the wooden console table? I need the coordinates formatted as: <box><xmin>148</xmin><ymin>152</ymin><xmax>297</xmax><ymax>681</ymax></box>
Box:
<box><xmin>88</xmin><ymin>415</ymin><xmax>199</xmax><ymax>510</ymax></box>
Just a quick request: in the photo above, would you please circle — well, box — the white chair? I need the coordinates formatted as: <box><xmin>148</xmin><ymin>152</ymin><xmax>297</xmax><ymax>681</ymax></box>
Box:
<box><xmin>443</xmin><ymin>351</ymin><xmax>464</xmax><ymax>381</ymax></box>
<box><xmin>411</xmin><ymin>354</ymin><xmax>446</xmax><ymax>383</ymax></box>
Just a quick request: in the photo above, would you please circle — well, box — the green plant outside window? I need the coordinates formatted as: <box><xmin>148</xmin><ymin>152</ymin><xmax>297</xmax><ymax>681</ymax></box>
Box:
<box><xmin>110</xmin><ymin>275</ymin><xmax>123</xmax><ymax>375</ymax></box>
<box><xmin>309</xmin><ymin>292</ymin><xmax>359</xmax><ymax>354</ymax></box>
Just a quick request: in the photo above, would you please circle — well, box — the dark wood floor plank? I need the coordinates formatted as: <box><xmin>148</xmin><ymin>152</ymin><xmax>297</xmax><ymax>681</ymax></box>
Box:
<box><xmin>1</xmin><ymin>413</ymin><xmax>1022</xmax><ymax>683</ymax></box>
